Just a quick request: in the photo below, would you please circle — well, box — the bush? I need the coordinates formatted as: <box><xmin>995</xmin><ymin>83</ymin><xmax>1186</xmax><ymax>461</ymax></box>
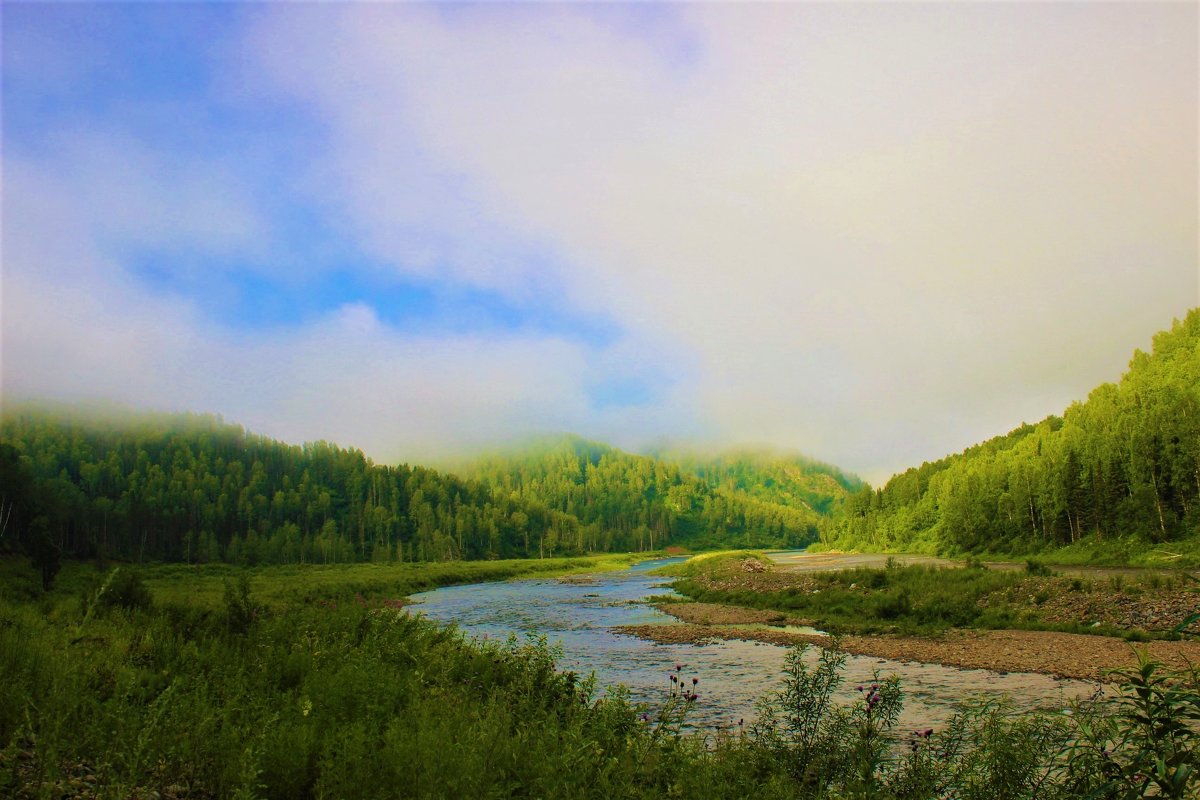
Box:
<box><xmin>223</xmin><ymin>574</ymin><xmax>257</xmax><ymax>635</ymax></box>
<box><xmin>915</xmin><ymin>593</ymin><xmax>980</xmax><ymax>628</ymax></box>
<box><xmin>1068</xmin><ymin>653</ymin><xmax>1200</xmax><ymax>799</ymax></box>
<box><xmin>1025</xmin><ymin>559</ymin><xmax>1052</xmax><ymax>576</ymax></box>
<box><xmin>873</xmin><ymin>590</ymin><xmax>912</xmax><ymax>620</ymax></box>
<box><xmin>98</xmin><ymin>566</ymin><xmax>153</xmax><ymax>609</ymax></box>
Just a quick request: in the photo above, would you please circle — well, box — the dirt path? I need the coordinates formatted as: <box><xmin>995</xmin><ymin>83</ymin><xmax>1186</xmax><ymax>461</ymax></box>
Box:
<box><xmin>619</xmin><ymin>601</ymin><xmax>1200</xmax><ymax>682</ymax></box>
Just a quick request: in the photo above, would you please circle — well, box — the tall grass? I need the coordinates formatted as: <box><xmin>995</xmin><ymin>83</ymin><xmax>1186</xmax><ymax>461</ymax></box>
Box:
<box><xmin>666</xmin><ymin>553</ymin><xmax>1195</xmax><ymax>639</ymax></box>
<box><xmin>0</xmin><ymin>563</ymin><xmax>677</xmax><ymax>798</ymax></box>
<box><xmin>669</xmin><ymin>555</ymin><xmax>1025</xmax><ymax>635</ymax></box>
<box><xmin>1</xmin><ymin>556</ymin><xmax>1196</xmax><ymax>798</ymax></box>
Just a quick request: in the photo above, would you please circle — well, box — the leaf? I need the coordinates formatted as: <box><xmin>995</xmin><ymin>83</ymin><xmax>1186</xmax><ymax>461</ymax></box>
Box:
<box><xmin>1171</xmin><ymin>611</ymin><xmax>1200</xmax><ymax>635</ymax></box>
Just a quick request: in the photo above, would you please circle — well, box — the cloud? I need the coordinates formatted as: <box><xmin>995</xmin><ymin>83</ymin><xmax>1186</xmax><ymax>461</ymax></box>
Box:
<box><xmin>1</xmin><ymin>139</ymin><xmax>693</xmax><ymax>463</ymax></box>
<box><xmin>243</xmin><ymin>3</ymin><xmax>1196</xmax><ymax>480</ymax></box>
<box><xmin>4</xmin><ymin>4</ymin><xmax>1196</xmax><ymax>484</ymax></box>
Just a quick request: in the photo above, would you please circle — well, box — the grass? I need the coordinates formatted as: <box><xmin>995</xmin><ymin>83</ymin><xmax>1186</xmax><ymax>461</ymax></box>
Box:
<box><xmin>649</xmin><ymin>549</ymin><xmax>761</xmax><ymax>578</ymax></box>
<box><xmin>0</xmin><ymin>554</ymin><xmax>696</xmax><ymax>799</ymax></box>
<box><xmin>957</xmin><ymin>533</ymin><xmax>1200</xmax><ymax>569</ymax></box>
<box><xmin>664</xmin><ymin>552</ymin><xmax>1198</xmax><ymax>639</ymax></box>
<box><xmin>811</xmin><ymin>532</ymin><xmax>1200</xmax><ymax>570</ymax></box>
<box><xmin>1</xmin><ymin>554</ymin><xmax>1196</xmax><ymax>798</ymax></box>
<box><xmin>0</xmin><ymin>553</ymin><xmax>648</xmax><ymax>612</ymax></box>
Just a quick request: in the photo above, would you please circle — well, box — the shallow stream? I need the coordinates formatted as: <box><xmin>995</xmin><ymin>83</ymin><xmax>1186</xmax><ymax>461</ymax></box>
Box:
<box><xmin>408</xmin><ymin>556</ymin><xmax>1100</xmax><ymax>732</ymax></box>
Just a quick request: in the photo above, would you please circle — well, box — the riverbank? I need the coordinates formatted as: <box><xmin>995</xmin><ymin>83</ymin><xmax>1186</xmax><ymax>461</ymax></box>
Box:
<box><xmin>661</xmin><ymin>551</ymin><xmax>1200</xmax><ymax>639</ymax></box>
<box><xmin>6</xmin><ymin>553</ymin><xmax>1197</xmax><ymax>798</ymax></box>
<box><xmin>0</xmin><ymin>553</ymin><xmax>651</xmax><ymax>611</ymax></box>
<box><xmin>771</xmin><ymin>549</ymin><xmax>1200</xmax><ymax>579</ymax></box>
<box><xmin>618</xmin><ymin>600</ymin><xmax>1200</xmax><ymax>682</ymax></box>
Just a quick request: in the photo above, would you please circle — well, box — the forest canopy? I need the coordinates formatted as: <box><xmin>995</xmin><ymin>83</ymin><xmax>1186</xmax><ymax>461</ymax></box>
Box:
<box><xmin>0</xmin><ymin>411</ymin><xmax>850</xmax><ymax>566</ymax></box>
<box><xmin>3</xmin><ymin>309</ymin><xmax>1195</xmax><ymax>567</ymax></box>
<box><xmin>821</xmin><ymin>308</ymin><xmax>1200</xmax><ymax>556</ymax></box>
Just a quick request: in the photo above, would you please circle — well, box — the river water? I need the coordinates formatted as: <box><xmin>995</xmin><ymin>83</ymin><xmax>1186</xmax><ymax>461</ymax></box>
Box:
<box><xmin>408</xmin><ymin>556</ymin><xmax>1101</xmax><ymax>732</ymax></box>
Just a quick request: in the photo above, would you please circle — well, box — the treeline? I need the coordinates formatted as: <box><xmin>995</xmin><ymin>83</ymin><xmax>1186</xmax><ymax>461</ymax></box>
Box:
<box><xmin>823</xmin><ymin>309</ymin><xmax>1200</xmax><ymax>555</ymax></box>
<box><xmin>0</xmin><ymin>412</ymin><xmax>837</xmax><ymax>567</ymax></box>
<box><xmin>465</xmin><ymin>436</ymin><xmax>828</xmax><ymax>551</ymax></box>
<box><xmin>0</xmin><ymin>409</ymin><xmax>584</xmax><ymax>565</ymax></box>
<box><xmin>653</xmin><ymin>448</ymin><xmax>862</xmax><ymax>515</ymax></box>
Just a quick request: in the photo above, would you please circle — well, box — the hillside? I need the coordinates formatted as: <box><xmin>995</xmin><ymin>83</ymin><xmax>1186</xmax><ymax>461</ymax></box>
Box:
<box><xmin>821</xmin><ymin>309</ymin><xmax>1200</xmax><ymax>559</ymax></box>
<box><xmin>463</xmin><ymin>436</ymin><xmax>826</xmax><ymax>551</ymax></box>
<box><xmin>0</xmin><ymin>411</ymin><xmax>840</xmax><ymax>566</ymax></box>
<box><xmin>651</xmin><ymin>447</ymin><xmax>862</xmax><ymax>516</ymax></box>
<box><xmin>0</xmin><ymin>407</ymin><xmax>581</xmax><ymax>564</ymax></box>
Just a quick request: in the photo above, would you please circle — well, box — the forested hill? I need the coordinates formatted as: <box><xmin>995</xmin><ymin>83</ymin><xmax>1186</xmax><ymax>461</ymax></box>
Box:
<box><xmin>0</xmin><ymin>408</ymin><xmax>586</xmax><ymax>564</ymax></box>
<box><xmin>822</xmin><ymin>308</ymin><xmax>1200</xmax><ymax>557</ymax></box>
<box><xmin>463</xmin><ymin>436</ymin><xmax>827</xmax><ymax>551</ymax></box>
<box><xmin>0</xmin><ymin>410</ymin><xmax>830</xmax><ymax>566</ymax></box>
<box><xmin>649</xmin><ymin>447</ymin><xmax>863</xmax><ymax>516</ymax></box>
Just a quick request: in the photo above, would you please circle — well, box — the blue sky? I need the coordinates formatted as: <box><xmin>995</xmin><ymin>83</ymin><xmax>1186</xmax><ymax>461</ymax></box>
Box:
<box><xmin>3</xmin><ymin>2</ymin><xmax>1196</xmax><ymax>482</ymax></box>
<box><xmin>4</xmin><ymin>3</ymin><xmax>616</xmax><ymax>346</ymax></box>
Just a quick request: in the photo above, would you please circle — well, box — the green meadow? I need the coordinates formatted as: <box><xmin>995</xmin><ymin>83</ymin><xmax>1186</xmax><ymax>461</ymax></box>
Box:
<box><xmin>660</xmin><ymin>551</ymin><xmax>1198</xmax><ymax>640</ymax></box>
<box><xmin>3</xmin><ymin>556</ymin><xmax>1197</xmax><ymax>799</ymax></box>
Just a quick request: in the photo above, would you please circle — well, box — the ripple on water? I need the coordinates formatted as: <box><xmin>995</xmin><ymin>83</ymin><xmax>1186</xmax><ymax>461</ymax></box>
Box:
<box><xmin>407</xmin><ymin>556</ymin><xmax>1101</xmax><ymax>732</ymax></box>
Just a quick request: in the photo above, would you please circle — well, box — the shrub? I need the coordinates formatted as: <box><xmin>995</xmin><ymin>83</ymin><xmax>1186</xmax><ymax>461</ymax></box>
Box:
<box><xmin>223</xmin><ymin>574</ymin><xmax>257</xmax><ymax>635</ymax></box>
<box><xmin>873</xmin><ymin>590</ymin><xmax>912</xmax><ymax>620</ymax></box>
<box><xmin>1068</xmin><ymin>653</ymin><xmax>1200</xmax><ymax>799</ymax></box>
<box><xmin>101</xmin><ymin>568</ymin><xmax>153</xmax><ymax>612</ymax></box>
<box><xmin>1025</xmin><ymin>559</ymin><xmax>1051</xmax><ymax>576</ymax></box>
<box><xmin>915</xmin><ymin>594</ymin><xmax>980</xmax><ymax>628</ymax></box>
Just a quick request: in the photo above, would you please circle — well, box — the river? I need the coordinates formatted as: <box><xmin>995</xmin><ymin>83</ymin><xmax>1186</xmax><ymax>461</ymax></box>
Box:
<box><xmin>407</xmin><ymin>555</ymin><xmax>1101</xmax><ymax>732</ymax></box>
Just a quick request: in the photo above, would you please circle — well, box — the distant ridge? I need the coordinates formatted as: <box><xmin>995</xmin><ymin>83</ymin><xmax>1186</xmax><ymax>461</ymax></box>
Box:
<box><xmin>460</xmin><ymin>434</ymin><xmax>851</xmax><ymax>552</ymax></box>
<box><xmin>648</xmin><ymin>445</ymin><xmax>863</xmax><ymax>516</ymax></box>
<box><xmin>0</xmin><ymin>412</ymin><xmax>855</xmax><ymax>564</ymax></box>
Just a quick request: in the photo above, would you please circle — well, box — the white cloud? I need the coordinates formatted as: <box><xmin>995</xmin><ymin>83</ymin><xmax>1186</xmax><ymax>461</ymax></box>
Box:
<box><xmin>4</xmin><ymin>3</ymin><xmax>1196</xmax><ymax>485</ymax></box>
<box><xmin>1</xmin><ymin>142</ymin><xmax>691</xmax><ymax>463</ymax></box>
<box><xmin>245</xmin><ymin>3</ymin><xmax>1196</xmax><ymax>482</ymax></box>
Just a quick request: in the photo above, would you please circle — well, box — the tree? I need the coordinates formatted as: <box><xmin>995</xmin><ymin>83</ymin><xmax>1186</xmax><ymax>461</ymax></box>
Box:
<box><xmin>28</xmin><ymin>517</ymin><xmax>60</xmax><ymax>590</ymax></box>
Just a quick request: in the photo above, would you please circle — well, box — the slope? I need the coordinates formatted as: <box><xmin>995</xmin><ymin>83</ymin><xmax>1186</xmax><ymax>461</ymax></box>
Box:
<box><xmin>463</xmin><ymin>435</ymin><xmax>825</xmax><ymax>551</ymax></box>
<box><xmin>821</xmin><ymin>309</ymin><xmax>1200</xmax><ymax>559</ymax></box>
<box><xmin>651</xmin><ymin>447</ymin><xmax>863</xmax><ymax>516</ymax></box>
<box><xmin>0</xmin><ymin>406</ymin><xmax>581</xmax><ymax>564</ymax></box>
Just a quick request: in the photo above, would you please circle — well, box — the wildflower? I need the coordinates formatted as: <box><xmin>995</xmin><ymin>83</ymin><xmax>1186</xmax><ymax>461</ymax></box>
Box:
<box><xmin>670</xmin><ymin>674</ymin><xmax>678</xmax><ymax>683</ymax></box>
<box><xmin>692</xmin><ymin>677</ymin><xmax>698</xmax><ymax>686</ymax></box>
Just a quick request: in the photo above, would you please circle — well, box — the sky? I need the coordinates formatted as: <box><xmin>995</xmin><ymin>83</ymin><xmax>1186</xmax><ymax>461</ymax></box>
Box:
<box><xmin>2</xmin><ymin>2</ymin><xmax>1197</xmax><ymax>485</ymax></box>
